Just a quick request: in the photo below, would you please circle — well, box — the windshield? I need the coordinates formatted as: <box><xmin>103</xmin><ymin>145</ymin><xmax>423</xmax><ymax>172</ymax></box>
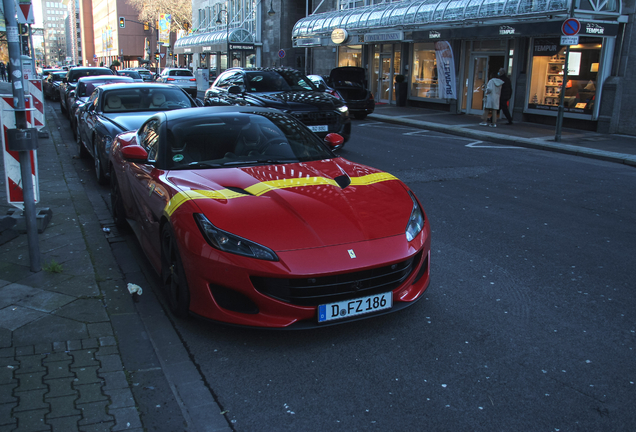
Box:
<box><xmin>165</xmin><ymin>111</ymin><xmax>334</xmax><ymax>170</ymax></box>
<box><xmin>244</xmin><ymin>71</ymin><xmax>317</xmax><ymax>93</ymax></box>
<box><xmin>102</xmin><ymin>87</ymin><xmax>193</xmax><ymax>113</ymax></box>
<box><xmin>51</xmin><ymin>73</ymin><xmax>66</xmax><ymax>81</ymax></box>
<box><xmin>69</xmin><ymin>69</ymin><xmax>114</xmax><ymax>82</ymax></box>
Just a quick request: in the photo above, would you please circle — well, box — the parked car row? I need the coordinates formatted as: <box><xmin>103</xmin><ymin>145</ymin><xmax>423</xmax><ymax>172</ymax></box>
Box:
<box><xmin>52</xmin><ymin>66</ymin><xmax>430</xmax><ymax>330</ymax></box>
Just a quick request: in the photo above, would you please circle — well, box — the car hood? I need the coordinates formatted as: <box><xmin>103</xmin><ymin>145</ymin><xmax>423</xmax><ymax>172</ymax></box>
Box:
<box><xmin>246</xmin><ymin>91</ymin><xmax>344</xmax><ymax>111</ymax></box>
<box><xmin>166</xmin><ymin>158</ymin><xmax>412</xmax><ymax>251</ymax></box>
<box><xmin>102</xmin><ymin>112</ymin><xmax>159</xmax><ymax>133</ymax></box>
<box><xmin>329</xmin><ymin>67</ymin><xmax>366</xmax><ymax>85</ymax></box>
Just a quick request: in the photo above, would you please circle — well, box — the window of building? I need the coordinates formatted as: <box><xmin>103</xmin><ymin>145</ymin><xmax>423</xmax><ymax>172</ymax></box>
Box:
<box><xmin>337</xmin><ymin>45</ymin><xmax>362</xmax><ymax>67</ymax></box>
<box><xmin>411</xmin><ymin>42</ymin><xmax>437</xmax><ymax>99</ymax></box>
<box><xmin>528</xmin><ymin>37</ymin><xmax>601</xmax><ymax>115</ymax></box>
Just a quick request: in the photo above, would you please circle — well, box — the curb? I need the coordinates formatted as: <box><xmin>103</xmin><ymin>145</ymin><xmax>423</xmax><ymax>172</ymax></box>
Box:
<box><xmin>368</xmin><ymin>113</ymin><xmax>636</xmax><ymax>167</ymax></box>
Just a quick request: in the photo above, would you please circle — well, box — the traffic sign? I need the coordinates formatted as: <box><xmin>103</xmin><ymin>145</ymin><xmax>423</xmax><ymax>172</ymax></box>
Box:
<box><xmin>278</xmin><ymin>49</ymin><xmax>286</xmax><ymax>59</ymax></box>
<box><xmin>17</xmin><ymin>0</ymin><xmax>34</xmax><ymax>24</ymax></box>
<box><xmin>562</xmin><ymin>18</ymin><xmax>581</xmax><ymax>36</ymax></box>
<box><xmin>561</xmin><ymin>36</ymin><xmax>579</xmax><ymax>46</ymax></box>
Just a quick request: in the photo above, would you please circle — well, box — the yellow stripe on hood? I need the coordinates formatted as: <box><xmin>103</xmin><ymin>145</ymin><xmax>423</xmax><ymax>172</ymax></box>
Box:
<box><xmin>164</xmin><ymin>172</ymin><xmax>398</xmax><ymax>217</ymax></box>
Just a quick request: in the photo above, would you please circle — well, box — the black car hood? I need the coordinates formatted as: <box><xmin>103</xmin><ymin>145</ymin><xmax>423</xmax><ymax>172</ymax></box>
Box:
<box><xmin>246</xmin><ymin>91</ymin><xmax>343</xmax><ymax>111</ymax></box>
<box><xmin>329</xmin><ymin>67</ymin><xmax>366</xmax><ymax>86</ymax></box>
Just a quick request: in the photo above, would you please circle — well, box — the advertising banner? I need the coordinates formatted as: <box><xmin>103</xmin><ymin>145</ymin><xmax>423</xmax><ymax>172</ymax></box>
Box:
<box><xmin>435</xmin><ymin>41</ymin><xmax>457</xmax><ymax>99</ymax></box>
<box><xmin>159</xmin><ymin>14</ymin><xmax>172</xmax><ymax>45</ymax></box>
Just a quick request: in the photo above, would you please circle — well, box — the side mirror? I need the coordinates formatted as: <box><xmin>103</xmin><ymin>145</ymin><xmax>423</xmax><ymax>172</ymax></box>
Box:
<box><xmin>120</xmin><ymin>144</ymin><xmax>149</xmax><ymax>162</ymax></box>
<box><xmin>69</xmin><ymin>90</ymin><xmax>75</xmax><ymax>98</ymax></box>
<box><xmin>228</xmin><ymin>85</ymin><xmax>242</xmax><ymax>95</ymax></box>
<box><xmin>62</xmin><ymin>77</ymin><xmax>67</xmax><ymax>83</ymax></box>
<box><xmin>324</xmin><ymin>133</ymin><xmax>344</xmax><ymax>149</ymax></box>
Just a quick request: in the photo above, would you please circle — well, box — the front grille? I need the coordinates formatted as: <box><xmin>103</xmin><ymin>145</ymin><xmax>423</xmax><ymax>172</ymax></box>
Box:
<box><xmin>290</xmin><ymin>111</ymin><xmax>340</xmax><ymax>126</ymax></box>
<box><xmin>252</xmin><ymin>251</ymin><xmax>423</xmax><ymax>306</ymax></box>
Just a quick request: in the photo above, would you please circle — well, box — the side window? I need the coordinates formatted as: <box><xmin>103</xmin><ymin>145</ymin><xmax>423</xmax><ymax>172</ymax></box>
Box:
<box><xmin>139</xmin><ymin>119</ymin><xmax>161</xmax><ymax>162</ymax></box>
<box><xmin>216</xmin><ymin>71</ymin><xmax>243</xmax><ymax>89</ymax></box>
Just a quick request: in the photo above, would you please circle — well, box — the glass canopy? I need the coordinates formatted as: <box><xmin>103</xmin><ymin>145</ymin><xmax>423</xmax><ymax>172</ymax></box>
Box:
<box><xmin>293</xmin><ymin>0</ymin><xmax>621</xmax><ymax>38</ymax></box>
<box><xmin>174</xmin><ymin>28</ymin><xmax>254</xmax><ymax>53</ymax></box>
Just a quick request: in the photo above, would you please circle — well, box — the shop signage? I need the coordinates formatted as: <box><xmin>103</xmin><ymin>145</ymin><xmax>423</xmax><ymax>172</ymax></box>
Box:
<box><xmin>585</xmin><ymin>23</ymin><xmax>605</xmax><ymax>34</ymax></box>
<box><xmin>296</xmin><ymin>38</ymin><xmax>321</xmax><ymax>47</ymax></box>
<box><xmin>429</xmin><ymin>31</ymin><xmax>441</xmax><ymax>39</ymax></box>
<box><xmin>499</xmin><ymin>26</ymin><xmax>515</xmax><ymax>35</ymax></box>
<box><xmin>184</xmin><ymin>48</ymin><xmax>192</xmax><ymax>53</ymax></box>
<box><xmin>202</xmin><ymin>46</ymin><xmax>212</xmax><ymax>52</ymax></box>
<box><xmin>331</xmin><ymin>29</ymin><xmax>348</xmax><ymax>44</ymax></box>
<box><xmin>533</xmin><ymin>38</ymin><xmax>560</xmax><ymax>56</ymax></box>
<box><xmin>561</xmin><ymin>35</ymin><xmax>579</xmax><ymax>45</ymax></box>
<box><xmin>364</xmin><ymin>31</ymin><xmax>403</xmax><ymax>43</ymax></box>
<box><xmin>229</xmin><ymin>44</ymin><xmax>254</xmax><ymax>50</ymax></box>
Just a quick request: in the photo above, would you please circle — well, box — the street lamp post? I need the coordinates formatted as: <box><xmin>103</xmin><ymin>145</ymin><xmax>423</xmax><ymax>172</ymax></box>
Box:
<box><xmin>216</xmin><ymin>10</ymin><xmax>230</xmax><ymax>71</ymax></box>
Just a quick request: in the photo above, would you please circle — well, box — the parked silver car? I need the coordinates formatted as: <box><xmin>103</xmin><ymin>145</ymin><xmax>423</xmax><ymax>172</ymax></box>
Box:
<box><xmin>156</xmin><ymin>68</ymin><xmax>197</xmax><ymax>98</ymax></box>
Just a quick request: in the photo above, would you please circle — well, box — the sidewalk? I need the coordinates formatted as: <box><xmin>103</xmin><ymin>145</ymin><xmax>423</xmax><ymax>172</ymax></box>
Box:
<box><xmin>0</xmin><ymin>87</ymin><xmax>144</xmax><ymax>431</ymax></box>
<box><xmin>368</xmin><ymin>104</ymin><xmax>636</xmax><ymax>167</ymax></box>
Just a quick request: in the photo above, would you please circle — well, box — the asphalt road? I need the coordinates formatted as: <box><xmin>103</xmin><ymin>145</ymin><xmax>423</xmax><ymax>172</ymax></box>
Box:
<box><xmin>61</xmin><ymin>107</ymin><xmax>636</xmax><ymax>431</ymax></box>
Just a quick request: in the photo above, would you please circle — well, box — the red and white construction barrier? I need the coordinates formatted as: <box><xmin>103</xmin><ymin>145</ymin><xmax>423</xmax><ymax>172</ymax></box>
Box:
<box><xmin>1</xmin><ymin>95</ymin><xmax>39</xmax><ymax>209</ymax></box>
<box><xmin>27</xmin><ymin>79</ymin><xmax>45</xmax><ymax>131</ymax></box>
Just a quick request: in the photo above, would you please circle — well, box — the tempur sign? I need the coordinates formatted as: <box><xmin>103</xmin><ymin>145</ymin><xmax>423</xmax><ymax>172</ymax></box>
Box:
<box><xmin>331</xmin><ymin>29</ymin><xmax>348</xmax><ymax>44</ymax></box>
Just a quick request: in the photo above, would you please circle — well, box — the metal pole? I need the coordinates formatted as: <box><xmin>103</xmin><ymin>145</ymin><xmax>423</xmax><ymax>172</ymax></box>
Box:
<box><xmin>2</xmin><ymin>0</ymin><xmax>41</xmax><ymax>272</ymax></box>
<box><xmin>555</xmin><ymin>0</ymin><xmax>577</xmax><ymax>142</ymax></box>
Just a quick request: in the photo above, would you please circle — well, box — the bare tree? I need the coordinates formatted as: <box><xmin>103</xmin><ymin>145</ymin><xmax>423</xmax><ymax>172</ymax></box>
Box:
<box><xmin>128</xmin><ymin>0</ymin><xmax>192</xmax><ymax>31</ymax></box>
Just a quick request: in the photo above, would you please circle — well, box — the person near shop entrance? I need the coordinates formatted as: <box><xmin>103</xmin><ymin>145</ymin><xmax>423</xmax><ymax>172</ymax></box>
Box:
<box><xmin>498</xmin><ymin>68</ymin><xmax>513</xmax><ymax>125</ymax></box>
<box><xmin>480</xmin><ymin>73</ymin><xmax>504</xmax><ymax>127</ymax></box>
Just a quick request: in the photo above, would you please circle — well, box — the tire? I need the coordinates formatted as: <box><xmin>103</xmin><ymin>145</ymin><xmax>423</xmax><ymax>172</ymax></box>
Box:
<box><xmin>93</xmin><ymin>138</ymin><xmax>108</xmax><ymax>185</ymax></box>
<box><xmin>110</xmin><ymin>168</ymin><xmax>127</xmax><ymax>229</ymax></box>
<box><xmin>161</xmin><ymin>224</ymin><xmax>191</xmax><ymax>318</ymax></box>
<box><xmin>60</xmin><ymin>100</ymin><xmax>66</xmax><ymax>116</ymax></box>
<box><xmin>353</xmin><ymin>112</ymin><xmax>367</xmax><ymax>120</ymax></box>
<box><xmin>76</xmin><ymin>123</ymin><xmax>89</xmax><ymax>158</ymax></box>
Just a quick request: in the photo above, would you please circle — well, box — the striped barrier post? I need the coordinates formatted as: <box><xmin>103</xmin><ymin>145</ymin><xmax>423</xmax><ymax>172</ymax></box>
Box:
<box><xmin>1</xmin><ymin>95</ymin><xmax>39</xmax><ymax>209</ymax></box>
<box><xmin>27</xmin><ymin>79</ymin><xmax>45</xmax><ymax>131</ymax></box>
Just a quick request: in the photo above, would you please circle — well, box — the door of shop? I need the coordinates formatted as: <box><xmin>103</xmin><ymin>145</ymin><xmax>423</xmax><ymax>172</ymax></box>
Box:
<box><xmin>464</xmin><ymin>54</ymin><xmax>505</xmax><ymax>115</ymax></box>
<box><xmin>374</xmin><ymin>54</ymin><xmax>393</xmax><ymax>103</ymax></box>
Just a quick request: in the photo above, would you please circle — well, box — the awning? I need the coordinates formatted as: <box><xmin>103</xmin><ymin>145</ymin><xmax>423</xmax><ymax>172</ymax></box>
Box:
<box><xmin>292</xmin><ymin>0</ymin><xmax>621</xmax><ymax>44</ymax></box>
<box><xmin>174</xmin><ymin>28</ymin><xmax>255</xmax><ymax>54</ymax></box>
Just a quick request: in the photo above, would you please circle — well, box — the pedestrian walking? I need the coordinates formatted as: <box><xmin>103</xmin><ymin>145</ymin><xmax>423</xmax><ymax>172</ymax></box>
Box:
<box><xmin>6</xmin><ymin>62</ymin><xmax>11</xmax><ymax>83</ymax></box>
<box><xmin>498</xmin><ymin>68</ymin><xmax>513</xmax><ymax>125</ymax></box>
<box><xmin>480</xmin><ymin>73</ymin><xmax>503</xmax><ymax>127</ymax></box>
<box><xmin>0</xmin><ymin>62</ymin><xmax>6</xmax><ymax>82</ymax></box>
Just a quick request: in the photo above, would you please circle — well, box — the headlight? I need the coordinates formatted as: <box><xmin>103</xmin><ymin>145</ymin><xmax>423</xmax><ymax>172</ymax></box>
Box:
<box><xmin>405</xmin><ymin>192</ymin><xmax>425</xmax><ymax>242</ymax></box>
<box><xmin>337</xmin><ymin>105</ymin><xmax>349</xmax><ymax>114</ymax></box>
<box><xmin>194</xmin><ymin>214</ymin><xmax>278</xmax><ymax>261</ymax></box>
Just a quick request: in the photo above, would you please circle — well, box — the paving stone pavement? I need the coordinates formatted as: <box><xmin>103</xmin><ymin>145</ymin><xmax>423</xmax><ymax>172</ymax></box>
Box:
<box><xmin>0</xmin><ymin>92</ymin><xmax>143</xmax><ymax>431</ymax></box>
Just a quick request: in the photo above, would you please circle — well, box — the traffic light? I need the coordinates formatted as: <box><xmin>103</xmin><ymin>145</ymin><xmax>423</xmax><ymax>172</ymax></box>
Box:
<box><xmin>21</xmin><ymin>36</ymin><xmax>29</xmax><ymax>55</ymax></box>
<box><xmin>119</xmin><ymin>17</ymin><xmax>125</xmax><ymax>28</ymax></box>
<box><xmin>144</xmin><ymin>22</ymin><xmax>150</xmax><ymax>31</ymax></box>
<box><xmin>19</xmin><ymin>24</ymin><xmax>28</xmax><ymax>35</ymax></box>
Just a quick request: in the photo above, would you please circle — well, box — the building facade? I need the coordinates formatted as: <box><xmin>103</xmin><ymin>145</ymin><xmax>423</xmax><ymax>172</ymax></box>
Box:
<box><xmin>291</xmin><ymin>0</ymin><xmax>627</xmax><ymax>132</ymax></box>
<box><xmin>41</xmin><ymin>0</ymin><xmax>69</xmax><ymax>66</ymax></box>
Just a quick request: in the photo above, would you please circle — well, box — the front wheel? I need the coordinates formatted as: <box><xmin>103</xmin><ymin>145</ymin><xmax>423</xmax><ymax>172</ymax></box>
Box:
<box><xmin>94</xmin><ymin>138</ymin><xmax>107</xmax><ymax>185</ymax></box>
<box><xmin>161</xmin><ymin>224</ymin><xmax>191</xmax><ymax>318</ymax></box>
<box><xmin>77</xmin><ymin>123</ymin><xmax>89</xmax><ymax>158</ymax></box>
<box><xmin>110</xmin><ymin>168</ymin><xmax>127</xmax><ymax>229</ymax></box>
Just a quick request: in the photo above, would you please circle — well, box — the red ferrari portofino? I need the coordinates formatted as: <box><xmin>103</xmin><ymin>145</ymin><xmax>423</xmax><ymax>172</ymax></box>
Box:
<box><xmin>109</xmin><ymin>106</ymin><xmax>430</xmax><ymax>328</ymax></box>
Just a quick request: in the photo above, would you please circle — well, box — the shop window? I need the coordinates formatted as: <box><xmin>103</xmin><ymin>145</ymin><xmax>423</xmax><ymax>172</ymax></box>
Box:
<box><xmin>338</xmin><ymin>45</ymin><xmax>363</xmax><ymax>67</ymax></box>
<box><xmin>528</xmin><ymin>37</ymin><xmax>601</xmax><ymax>114</ymax></box>
<box><xmin>411</xmin><ymin>43</ymin><xmax>437</xmax><ymax>99</ymax></box>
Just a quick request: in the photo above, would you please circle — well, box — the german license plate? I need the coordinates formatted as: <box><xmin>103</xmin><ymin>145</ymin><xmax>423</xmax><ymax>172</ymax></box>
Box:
<box><xmin>308</xmin><ymin>125</ymin><xmax>328</xmax><ymax>132</ymax></box>
<box><xmin>318</xmin><ymin>292</ymin><xmax>392</xmax><ymax>323</ymax></box>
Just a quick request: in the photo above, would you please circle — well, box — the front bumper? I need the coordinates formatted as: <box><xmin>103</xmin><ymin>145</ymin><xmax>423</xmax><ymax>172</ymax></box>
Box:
<box><xmin>175</xmin><ymin>218</ymin><xmax>431</xmax><ymax>328</ymax></box>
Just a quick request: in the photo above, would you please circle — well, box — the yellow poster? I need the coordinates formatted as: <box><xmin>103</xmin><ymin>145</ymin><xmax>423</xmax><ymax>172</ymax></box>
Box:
<box><xmin>159</xmin><ymin>14</ymin><xmax>172</xmax><ymax>46</ymax></box>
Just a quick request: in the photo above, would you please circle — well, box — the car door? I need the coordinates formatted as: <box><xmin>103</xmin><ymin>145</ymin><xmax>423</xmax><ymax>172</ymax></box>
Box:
<box><xmin>127</xmin><ymin>119</ymin><xmax>169</xmax><ymax>256</ymax></box>
<box><xmin>206</xmin><ymin>71</ymin><xmax>245</xmax><ymax>105</ymax></box>
<box><xmin>79</xmin><ymin>90</ymin><xmax>99</xmax><ymax>147</ymax></box>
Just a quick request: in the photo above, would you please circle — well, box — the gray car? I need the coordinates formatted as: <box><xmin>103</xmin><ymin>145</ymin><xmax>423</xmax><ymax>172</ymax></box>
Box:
<box><xmin>157</xmin><ymin>68</ymin><xmax>197</xmax><ymax>97</ymax></box>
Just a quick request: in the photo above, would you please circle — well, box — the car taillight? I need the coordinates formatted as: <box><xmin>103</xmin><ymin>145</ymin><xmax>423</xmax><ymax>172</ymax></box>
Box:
<box><xmin>189</xmin><ymin>78</ymin><xmax>196</xmax><ymax>81</ymax></box>
<box><xmin>369</xmin><ymin>93</ymin><xmax>374</xmax><ymax>100</ymax></box>
<box><xmin>329</xmin><ymin>90</ymin><xmax>342</xmax><ymax>100</ymax></box>
<box><xmin>167</xmin><ymin>77</ymin><xmax>175</xmax><ymax>81</ymax></box>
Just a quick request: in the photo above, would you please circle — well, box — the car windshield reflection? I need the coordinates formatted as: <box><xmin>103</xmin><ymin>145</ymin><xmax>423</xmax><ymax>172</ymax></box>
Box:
<box><xmin>165</xmin><ymin>112</ymin><xmax>335</xmax><ymax>169</ymax></box>
<box><xmin>102</xmin><ymin>88</ymin><xmax>193</xmax><ymax>113</ymax></box>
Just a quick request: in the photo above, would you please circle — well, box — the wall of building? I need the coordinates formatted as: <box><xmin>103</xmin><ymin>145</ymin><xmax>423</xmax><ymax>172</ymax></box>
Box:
<box><xmin>79</xmin><ymin>0</ymin><xmax>96</xmax><ymax>66</ymax></box>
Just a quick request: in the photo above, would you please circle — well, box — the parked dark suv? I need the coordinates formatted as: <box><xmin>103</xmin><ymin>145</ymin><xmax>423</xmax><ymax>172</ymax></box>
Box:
<box><xmin>327</xmin><ymin>67</ymin><xmax>375</xmax><ymax>120</ymax></box>
<box><xmin>59</xmin><ymin>67</ymin><xmax>115</xmax><ymax>117</ymax></box>
<box><xmin>204</xmin><ymin>67</ymin><xmax>351</xmax><ymax>145</ymax></box>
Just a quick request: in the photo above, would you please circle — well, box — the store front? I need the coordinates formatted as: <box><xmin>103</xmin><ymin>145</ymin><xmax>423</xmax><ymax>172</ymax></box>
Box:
<box><xmin>292</xmin><ymin>0</ymin><xmax>623</xmax><ymax>125</ymax></box>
